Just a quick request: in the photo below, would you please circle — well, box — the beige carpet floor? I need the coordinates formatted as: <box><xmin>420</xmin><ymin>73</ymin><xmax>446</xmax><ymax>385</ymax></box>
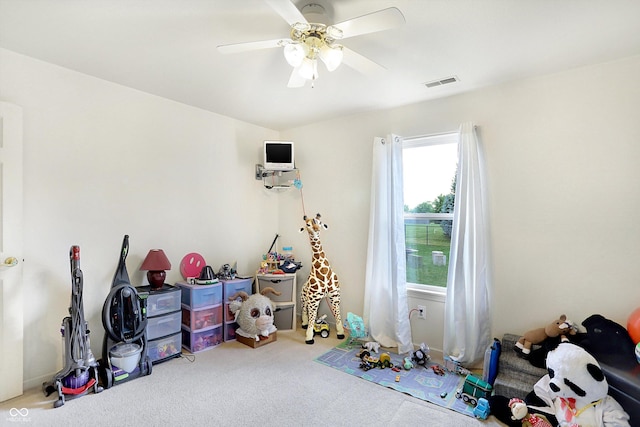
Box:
<box><xmin>0</xmin><ymin>328</ymin><xmax>505</xmax><ymax>426</ymax></box>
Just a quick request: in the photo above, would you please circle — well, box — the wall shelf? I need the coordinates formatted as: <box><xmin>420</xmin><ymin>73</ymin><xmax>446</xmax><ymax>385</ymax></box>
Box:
<box><xmin>255</xmin><ymin>164</ymin><xmax>300</xmax><ymax>191</ymax></box>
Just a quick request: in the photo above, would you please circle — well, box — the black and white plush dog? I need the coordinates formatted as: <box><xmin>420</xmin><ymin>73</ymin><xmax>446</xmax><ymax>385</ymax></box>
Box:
<box><xmin>490</xmin><ymin>342</ymin><xmax>630</xmax><ymax>426</ymax></box>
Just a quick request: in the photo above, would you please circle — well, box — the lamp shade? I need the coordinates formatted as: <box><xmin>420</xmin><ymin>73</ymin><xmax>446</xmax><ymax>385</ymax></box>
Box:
<box><xmin>283</xmin><ymin>42</ymin><xmax>306</xmax><ymax>67</ymax></box>
<box><xmin>140</xmin><ymin>249</ymin><xmax>171</xmax><ymax>289</ymax></box>
<box><xmin>319</xmin><ymin>44</ymin><xmax>343</xmax><ymax>72</ymax></box>
<box><xmin>298</xmin><ymin>57</ymin><xmax>319</xmax><ymax>80</ymax></box>
<box><xmin>140</xmin><ymin>249</ymin><xmax>171</xmax><ymax>271</ymax></box>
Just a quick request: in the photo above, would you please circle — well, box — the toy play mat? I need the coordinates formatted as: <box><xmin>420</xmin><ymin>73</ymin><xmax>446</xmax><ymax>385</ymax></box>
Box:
<box><xmin>314</xmin><ymin>342</ymin><xmax>478</xmax><ymax>418</ymax></box>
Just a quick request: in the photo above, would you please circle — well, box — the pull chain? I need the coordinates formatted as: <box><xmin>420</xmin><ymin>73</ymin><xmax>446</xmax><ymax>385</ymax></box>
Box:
<box><xmin>297</xmin><ymin>169</ymin><xmax>307</xmax><ymax>218</ymax></box>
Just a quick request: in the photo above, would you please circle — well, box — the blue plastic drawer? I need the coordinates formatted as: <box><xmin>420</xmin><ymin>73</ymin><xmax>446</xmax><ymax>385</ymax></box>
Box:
<box><xmin>177</xmin><ymin>281</ymin><xmax>223</xmax><ymax>309</ymax></box>
<box><xmin>222</xmin><ymin>278</ymin><xmax>253</xmax><ymax>300</ymax></box>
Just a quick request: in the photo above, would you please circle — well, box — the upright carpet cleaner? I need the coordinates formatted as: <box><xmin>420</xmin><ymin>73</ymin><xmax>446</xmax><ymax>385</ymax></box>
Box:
<box><xmin>99</xmin><ymin>235</ymin><xmax>152</xmax><ymax>389</ymax></box>
<box><xmin>43</xmin><ymin>245</ymin><xmax>103</xmax><ymax>408</ymax></box>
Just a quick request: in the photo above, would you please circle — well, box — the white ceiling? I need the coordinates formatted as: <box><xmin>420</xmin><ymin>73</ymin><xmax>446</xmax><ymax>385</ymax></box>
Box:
<box><xmin>1</xmin><ymin>0</ymin><xmax>640</xmax><ymax>131</ymax></box>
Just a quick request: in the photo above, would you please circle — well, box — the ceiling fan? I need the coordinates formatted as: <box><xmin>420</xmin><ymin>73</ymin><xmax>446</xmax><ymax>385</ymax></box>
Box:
<box><xmin>217</xmin><ymin>0</ymin><xmax>405</xmax><ymax>88</ymax></box>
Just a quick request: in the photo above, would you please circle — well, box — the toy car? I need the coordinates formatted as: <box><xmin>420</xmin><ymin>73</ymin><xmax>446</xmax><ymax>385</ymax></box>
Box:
<box><xmin>430</xmin><ymin>364</ymin><xmax>445</xmax><ymax>376</ymax></box>
<box><xmin>359</xmin><ymin>359</ymin><xmax>375</xmax><ymax>371</ymax></box>
<box><xmin>444</xmin><ymin>355</ymin><xmax>471</xmax><ymax>375</ymax></box>
<box><xmin>313</xmin><ymin>314</ymin><xmax>330</xmax><ymax>338</ymax></box>
<box><xmin>473</xmin><ymin>397</ymin><xmax>490</xmax><ymax>419</ymax></box>
<box><xmin>357</xmin><ymin>350</ymin><xmax>393</xmax><ymax>370</ymax></box>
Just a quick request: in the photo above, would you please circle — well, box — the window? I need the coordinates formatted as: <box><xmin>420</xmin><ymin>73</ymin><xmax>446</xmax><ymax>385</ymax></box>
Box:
<box><xmin>402</xmin><ymin>132</ymin><xmax>458</xmax><ymax>290</ymax></box>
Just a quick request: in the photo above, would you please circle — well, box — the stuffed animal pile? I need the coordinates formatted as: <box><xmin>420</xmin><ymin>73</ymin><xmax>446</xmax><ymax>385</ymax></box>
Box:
<box><xmin>514</xmin><ymin>314</ymin><xmax>577</xmax><ymax>359</ymax></box>
<box><xmin>490</xmin><ymin>342</ymin><xmax>630</xmax><ymax>426</ymax></box>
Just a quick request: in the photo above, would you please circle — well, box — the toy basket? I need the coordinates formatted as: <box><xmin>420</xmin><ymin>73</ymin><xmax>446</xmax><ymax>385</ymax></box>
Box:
<box><xmin>344</xmin><ymin>312</ymin><xmax>368</xmax><ymax>348</ymax></box>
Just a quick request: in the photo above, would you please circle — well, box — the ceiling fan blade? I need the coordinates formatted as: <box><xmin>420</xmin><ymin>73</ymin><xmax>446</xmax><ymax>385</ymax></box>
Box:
<box><xmin>265</xmin><ymin>0</ymin><xmax>308</xmax><ymax>26</ymax></box>
<box><xmin>217</xmin><ymin>38</ymin><xmax>288</xmax><ymax>54</ymax></box>
<box><xmin>330</xmin><ymin>7</ymin><xmax>405</xmax><ymax>39</ymax></box>
<box><xmin>341</xmin><ymin>46</ymin><xmax>386</xmax><ymax>75</ymax></box>
<box><xmin>287</xmin><ymin>67</ymin><xmax>307</xmax><ymax>88</ymax></box>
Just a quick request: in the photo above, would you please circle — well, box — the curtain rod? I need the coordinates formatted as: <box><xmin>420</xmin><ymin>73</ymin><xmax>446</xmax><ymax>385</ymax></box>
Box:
<box><xmin>402</xmin><ymin>125</ymin><xmax>477</xmax><ymax>142</ymax></box>
<box><xmin>402</xmin><ymin>130</ymin><xmax>457</xmax><ymax>142</ymax></box>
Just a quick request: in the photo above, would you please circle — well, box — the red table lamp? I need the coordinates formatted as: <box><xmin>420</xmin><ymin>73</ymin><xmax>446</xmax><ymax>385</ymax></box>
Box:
<box><xmin>140</xmin><ymin>249</ymin><xmax>171</xmax><ymax>289</ymax></box>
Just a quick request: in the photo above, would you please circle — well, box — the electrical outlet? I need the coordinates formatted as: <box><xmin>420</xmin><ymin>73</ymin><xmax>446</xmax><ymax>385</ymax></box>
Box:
<box><xmin>417</xmin><ymin>305</ymin><xmax>426</xmax><ymax>319</ymax></box>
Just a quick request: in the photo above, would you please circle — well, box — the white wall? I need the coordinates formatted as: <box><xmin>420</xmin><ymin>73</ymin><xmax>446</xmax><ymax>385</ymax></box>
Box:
<box><xmin>1</xmin><ymin>49</ymin><xmax>281</xmax><ymax>388</ymax></box>
<box><xmin>281</xmin><ymin>54</ymin><xmax>640</xmax><ymax>355</ymax></box>
<box><xmin>4</xmin><ymin>47</ymin><xmax>640</xmax><ymax>388</ymax></box>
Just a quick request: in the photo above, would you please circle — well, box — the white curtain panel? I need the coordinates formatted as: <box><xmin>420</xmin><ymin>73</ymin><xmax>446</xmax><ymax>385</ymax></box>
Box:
<box><xmin>443</xmin><ymin>123</ymin><xmax>492</xmax><ymax>365</ymax></box>
<box><xmin>363</xmin><ymin>135</ymin><xmax>413</xmax><ymax>354</ymax></box>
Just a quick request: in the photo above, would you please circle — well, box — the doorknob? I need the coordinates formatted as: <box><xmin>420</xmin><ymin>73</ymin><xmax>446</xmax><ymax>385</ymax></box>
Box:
<box><xmin>1</xmin><ymin>257</ymin><xmax>18</xmax><ymax>268</ymax></box>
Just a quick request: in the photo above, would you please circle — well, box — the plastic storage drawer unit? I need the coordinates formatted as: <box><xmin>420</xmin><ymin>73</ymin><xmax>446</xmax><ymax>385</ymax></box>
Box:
<box><xmin>256</xmin><ymin>275</ymin><xmax>294</xmax><ymax>302</ymax></box>
<box><xmin>147</xmin><ymin>332</ymin><xmax>181</xmax><ymax>363</ymax></box>
<box><xmin>182</xmin><ymin>325</ymin><xmax>223</xmax><ymax>353</ymax></box>
<box><xmin>147</xmin><ymin>310</ymin><xmax>181</xmax><ymax>341</ymax></box>
<box><xmin>138</xmin><ymin>284</ymin><xmax>181</xmax><ymax>317</ymax></box>
<box><xmin>223</xmin><ymin>278</ymin><xmax>253</xmax><ymax>299</ymax></box>
<box><xmin>222</xmin><ymin>278</ymin><xmax>253</xmax><ymax>342</ymax></box>
<box><xmin>225</xmin><ymin>303</ymin><xmax>236</xmax><ymax>323</ymax></box>
<box><xmin>177</xmin><ymin>281</ymin><xmax>223</xmax><ymax>309</ymax></box>
<box><xmin>224</xmin><ymin>323</ymin><xmax>237</xmax><ymax>341</ymax></box>
<box><xmin>274</xmin><ymin>304</ymin><xmax>295</xmax><ymax>330</ymax></box>
<box><xmin>182</xmin><ymin>305</ymin><xmax>222</xmax><ymax>330</ymax></box>
<box><xmin>224</xmin><ymin>304</ymin><xmax>238</xmax><ymax>341</ymax></box>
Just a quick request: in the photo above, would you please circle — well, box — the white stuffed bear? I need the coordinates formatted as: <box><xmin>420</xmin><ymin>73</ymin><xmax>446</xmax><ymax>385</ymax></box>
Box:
<box><xmin>529</xmin><ymin>342</ymin><xmax>630</xmax><ymax>427</ymax></box>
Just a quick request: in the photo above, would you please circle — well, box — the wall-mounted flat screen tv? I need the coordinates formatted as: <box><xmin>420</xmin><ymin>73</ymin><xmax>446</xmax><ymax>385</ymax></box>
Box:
<box><xmin>264</xmin><ymin>140</ymin><xmax>295</xmax><ymax>171</ymax></box>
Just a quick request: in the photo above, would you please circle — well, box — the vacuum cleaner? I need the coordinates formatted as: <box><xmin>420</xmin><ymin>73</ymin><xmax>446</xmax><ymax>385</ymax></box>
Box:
<box><xmin>43</xmin><ymin>245</ymin><xmax>103</xmax><ymax>408</ymax></box>
<box><xmin>99</xmin><ymin>235</ymin><xmax>152</xmax><ymax>389</ymax></box>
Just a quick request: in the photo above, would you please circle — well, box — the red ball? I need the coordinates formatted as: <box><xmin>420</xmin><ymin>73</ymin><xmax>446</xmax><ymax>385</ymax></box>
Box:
<box><xmin>627</xmin><ymin>307</ymin><xmax>640</xmax><ymax>344</ymax></box>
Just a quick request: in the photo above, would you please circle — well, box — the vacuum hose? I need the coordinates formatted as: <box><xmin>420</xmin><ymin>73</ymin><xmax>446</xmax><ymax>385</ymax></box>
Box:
<box><xmin>102</xmin><ymin>284</ymin><xmax>147</xmax><ymax>343</ymax></box>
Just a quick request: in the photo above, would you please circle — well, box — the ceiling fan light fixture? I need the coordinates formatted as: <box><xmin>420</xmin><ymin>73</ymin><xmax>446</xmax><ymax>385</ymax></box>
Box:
<box><xmin>221</xmin><ymin>2</ymin><xmax>406</xmax><ymax>88</ymax></box>
<box><xmin>283</xmin><ymin>42</ymin><xmax>306</xmax><ymax>67</ymax></box>
<box><xmin>298</xmin><ymin>57</ymin><xmax>319</xmax><ymax>80</ymax></box>
<box><xmin>319</xmin><ymin>43</ymin><xmax>343</xmax><ymax>71</ymax></box>
<box><xmin>292</xmin><ymin>22</ymin><xmax>311</xmax><ymax>33</ymax></box>
<box><xmin>326</xmin><ymin>25</ymin><xmax>343</xmax><ymax>40</ymax></box>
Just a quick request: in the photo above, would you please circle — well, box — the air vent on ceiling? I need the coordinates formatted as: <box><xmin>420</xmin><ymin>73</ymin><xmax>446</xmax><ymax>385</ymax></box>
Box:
<box><xmin>424</xmin><ymin>76</ymin><xmax>459</xmax><ymax>88</ymax></box>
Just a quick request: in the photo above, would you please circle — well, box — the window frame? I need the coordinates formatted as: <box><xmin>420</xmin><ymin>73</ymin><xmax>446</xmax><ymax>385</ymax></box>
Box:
<box><xmin>402</xmin><ymin>132</ymin><xmax>459</xmax><ymax>296</ymax></box>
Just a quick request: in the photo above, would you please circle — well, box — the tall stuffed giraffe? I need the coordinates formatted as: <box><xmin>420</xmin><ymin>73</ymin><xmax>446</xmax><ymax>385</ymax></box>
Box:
<box><xmin>300</xmin><ymin>213</ymin><xmax>345</xmax><ymax>344</ymax></box>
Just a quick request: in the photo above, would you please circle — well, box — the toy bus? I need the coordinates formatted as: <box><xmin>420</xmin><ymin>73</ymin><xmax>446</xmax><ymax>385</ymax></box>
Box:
<box><xmin>455</xmin><ymin>374</ymin><xmax>492</xmax><ymax>406</ymax></box>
